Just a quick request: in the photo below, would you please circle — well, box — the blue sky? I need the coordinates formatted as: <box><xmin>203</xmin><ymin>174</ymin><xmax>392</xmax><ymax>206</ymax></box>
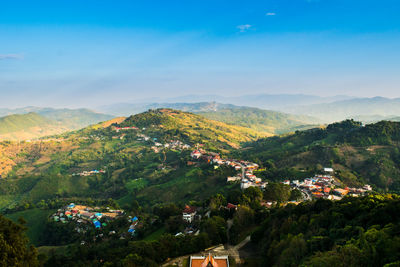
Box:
<box><xmin>1</xmin><ymin>0</ymin><xmax>400</xmax><ymax>107</ymax></box>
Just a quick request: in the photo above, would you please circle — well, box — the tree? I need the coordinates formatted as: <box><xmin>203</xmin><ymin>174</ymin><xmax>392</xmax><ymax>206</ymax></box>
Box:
<box><xmin>0</xmin><ymin>215</ymin><xmax>38</xmax><ymax>266</ymax></box>
<box><xmin>201</xmin><ymin>216</ymin><xmax>227</xmax><ymax>244</ymax></box>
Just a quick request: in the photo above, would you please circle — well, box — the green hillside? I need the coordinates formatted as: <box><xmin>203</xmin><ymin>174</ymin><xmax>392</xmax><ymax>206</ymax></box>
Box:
<box><xmin>0</xmin><ymin>113</ymin><xmax>53</xmax><ymax>134</ymax></box>
<box><xmin>0</xmin><ymin>113</ymin><xmax>69</xmax><ymax>141</ymax></box>
<box><xmin>120</xmin><ymin>108</ymin><xmax>268</xmax><ymax>149</ymax></box>
<box><xmin>0</xmin><ymin>109</ymin><xmax>264</xmax><ymax>211</ymax></box>
<box><xmin>1</xmin><ymin>111</ymin><xmax>400</xmax><ymax>266</ymax></box>
<box><xmin>198</xmin><ymin>106</ymin><xmax>320</xmax><ymax>135</ymax></box>
<box><xmin>237</xmin><ymin>119</ymin><xmax>400</xmax><ymax>192</ymax></box>
<box><xmin>37</xmin><ymin>108</ymin><xmax>114</xmax><ymax>129</ymax></box>
<box><xmin>0</xmin><ymin>109</ymin><xmax>114</xmax><ymax>141</ymax></box>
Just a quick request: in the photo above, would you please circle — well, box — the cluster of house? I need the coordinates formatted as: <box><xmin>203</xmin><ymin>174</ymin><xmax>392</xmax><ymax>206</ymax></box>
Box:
<box><xmin>190</xmin><ymin>149</ymin><xmax>267</xmax><ymax>190</ymax></box>
<box><xmin>51</xmin><ymin>203</ymin><xmax>124</xmax><ymax>232</ymax></box>
<box><xmin>127</xmin><ymin>216</ymin><xmax>139</xmax><ymax>235</ymax></box>
<box><xmin>72</xmin><ymin>169</ymin><xmax>106</xmax><ymax>176</ymax></box>
<box><xmin>284</xmin><ymin>168</ymin><xmax>373</xmax><ymax>201</ymax></box>
<box><xmin>113</xmin><ymin>126</ymin><xmax>139</xmax><ymax>132</ymax></box>
<box><xmin>151</xmin><ymin>139</ymin><xmax>191</xmax><ymax>153</ymax></box>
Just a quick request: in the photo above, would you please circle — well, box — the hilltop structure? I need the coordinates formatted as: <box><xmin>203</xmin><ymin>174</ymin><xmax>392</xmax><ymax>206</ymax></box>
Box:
<box><xmin>189</xmin><ymin>254</ymin><xmax>229</xmax><ymax>267</ymax></box>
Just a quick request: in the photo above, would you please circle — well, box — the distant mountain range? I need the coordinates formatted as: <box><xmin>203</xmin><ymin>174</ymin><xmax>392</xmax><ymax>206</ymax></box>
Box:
<box><xmin>97</xmin><ymin>95</ymin><xmax>400</xmax><ymax>124</ymax></box>
<box><xmin>287</xmin><ymin>97</ymin><xmax>400</xmax><ymax>123</ymax></box>
<box><xmin>97</xmin><ymin>94</ymin><xmax>353</xmax><ymax>115</ymax></box>
<box><xmin>2</xmin><ymin>94</ymin><xmax>400</xmax><ymax>140</ymax></box>
<box><xmin>0</xmin><ymin>102</ymin><xmax>320</xmax><ymax>140</ymax></box>
<box><xmin>0</xmin><ymin>108</ymin><xmax>113</xmax><ymax>140</ymax></box>
<box><xmin>97</xmin><ymin>102</ymin><xmax>321</xmax><ymax>135</ymax></box>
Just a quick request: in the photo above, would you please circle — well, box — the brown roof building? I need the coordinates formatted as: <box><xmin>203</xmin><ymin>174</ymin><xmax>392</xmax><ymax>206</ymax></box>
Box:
<box><xmin>189</xmin><ymin>254</ymin><xmax>229</xmax><ymax>267</ymax></box>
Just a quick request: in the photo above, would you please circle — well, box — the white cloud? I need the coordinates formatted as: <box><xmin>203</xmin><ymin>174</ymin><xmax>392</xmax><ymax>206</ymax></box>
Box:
<box><xmin>0</xmin><ymin>54</ymin><xmax>23</xmax><ymax>60</ymax></box>
<box><xmin>237</xmin><ymin>24</ymin><xmax>252</xmax><ymax>33</ymax></box>
<box><xmin>266</xmin><ymin>12</ymin><xmax>276</xmax><ymax>16</ymax></box>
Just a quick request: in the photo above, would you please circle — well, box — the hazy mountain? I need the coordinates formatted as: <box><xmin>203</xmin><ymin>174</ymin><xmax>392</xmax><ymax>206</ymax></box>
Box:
<box><xmin>0</xmin><ymin>113</ymin><xmax>69</xmax><ymax>140</ymax></box>
<box><xmin>0</xmin><ymin>107</ymin><xmax>113</xmax><ymax>130</ymax></box>
<box><xmin>97</xmin><ymin>102</ymin><xmax>236</xmax><ymax>116</ymax></box>
<box><xmin>288</xmin><ymin>97</ymin><xmax>400</xmax><ymax>123</ymax></box>
<box><xmin>97</xmin><ymin>94</ymin><xmax>354</xmax><ymax>114</ymax></box>
<box><xmin>97</xmin><ymin>102</ymin><xmax>320</xmax><ymax>135</ymax></box>
<box><xmin>35</xmin><ymin>108</ymin><xmax>114</xmax><ymax>129</ymax></box>
<box><xmin>0</xmin><ymin>108</ymin><xmax>114</xmax><ymax>140</ymax></box>
<box><xmin>198</xmin><ymin>106</ymin><xmax>320</xmax><ymax>135</ymax></box>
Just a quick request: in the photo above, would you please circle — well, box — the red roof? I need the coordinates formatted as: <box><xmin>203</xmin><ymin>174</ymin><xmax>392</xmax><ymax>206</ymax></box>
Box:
<box><xmin>183</xmin><ymin>205</ymin><xmax>196</xmax><ymax>214</ymax></box>
<box><xmin>226</xmin><ymin>203</ymin><xmax>237</xmax><ymax>209</ymax></box>
<box><xmin>324</xmin><ymin>187</ymin><xmax>331</xmax><ymax>193</ymax></box>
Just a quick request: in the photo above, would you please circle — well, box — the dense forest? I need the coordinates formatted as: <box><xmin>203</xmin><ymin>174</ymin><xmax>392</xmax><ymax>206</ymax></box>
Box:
<box><xmin>252</xmin><ymin>194</ymin><xmax>400</xmax><ymax>266</ymax></box>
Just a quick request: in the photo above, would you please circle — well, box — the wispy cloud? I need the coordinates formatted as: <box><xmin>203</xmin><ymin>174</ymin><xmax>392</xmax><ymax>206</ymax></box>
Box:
<box><xmin>266</xmin><ymin>12</ymin><xmax>276</xmax><ymax>16</ymax></box>
<box><xmin>237</xmin><ymin>24</ymin><xmax>252</xmax><ymax>33</ymax></box>
<box><xmin>0</xmin><ymin>54</ymin><xmax>23</xmax><ymax>60</ymax></box>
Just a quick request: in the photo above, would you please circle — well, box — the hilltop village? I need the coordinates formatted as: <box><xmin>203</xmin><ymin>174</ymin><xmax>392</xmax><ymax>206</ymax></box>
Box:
<box><xmin>109</xmin><ymin>122</ymin><xmax>373</xmax><ymax>203</ymax></box>
<box><xmin>189</xmin><ymin>149</ymin><xmax>372</xmax><ymax>202</ymax></box>
<box><xmin>51</xmin><ymin>203</ymin><xmax>140</xmax><ymax>238</ymax></box>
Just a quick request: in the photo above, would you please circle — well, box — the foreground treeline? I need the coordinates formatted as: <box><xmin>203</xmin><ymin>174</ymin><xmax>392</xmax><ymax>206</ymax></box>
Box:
<box><xmin>252</xmin><ymin>194</ymin><xmax>400</xmax><ymax>267</ymax></box>
<box><xmin>0</xmin><ymin>215</ymin><xmax>38</xmax><ymax>266</ymax></box>
<box><xmin>2</xmin><ymin>193</ymin><xmax>400</xmax><ymax>266</ymax></box>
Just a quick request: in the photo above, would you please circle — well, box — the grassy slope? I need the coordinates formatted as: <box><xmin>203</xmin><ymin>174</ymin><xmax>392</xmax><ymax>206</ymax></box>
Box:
<box><xmin>0</xmin><ymin>109</ymin><xmax>115</xmax><ymax>141</ymax></box>
<box><xmin>0</xmin><ymin>110</ymin><xmax>261</xmax><ymax>209</ymax></box>
<box><xmin>6</xmin><ymin>208</ymin><xmax>55</xmax><ymax>245</ymax></box>
<box><xmin>122</xmin><ymin>108</ymin><xmax>269</xmax><ymax>150</ymax></box>
<box><xmin>0</xmin><ymin>113</ymin><xmax>69</xmax><ymax>140</ymax></box>
<box><xmin>38</xmin><ymin>108</ymin><xmax>114</xmax><ymax>130</ymax></box>
<box><xmin>238</xmin><ymin>120</ymin><xmax>400</xmax><ymax>191</ymax></box>
<box><xmin>198</xmin><ymin>107</ymin><xmax>320</xmax><ymax>135</ymax></box>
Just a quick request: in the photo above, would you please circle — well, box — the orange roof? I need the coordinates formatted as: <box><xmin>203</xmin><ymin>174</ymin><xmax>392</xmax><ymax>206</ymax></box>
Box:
<box><xmin>324</xmin><ymin>187</ymin><xmax>331</xmax><ymax>193</ymax></box>
<box><xmin>183</xmin><ymin>205</ymin><xmax>196</xmax><ymax>214</ymax></box>
<box><xmin>102</xmin><ymin>212</ymin><xmax>119</xmax><ymax>218</ymax></box>
<box><xmin>190</xmin><ymin>254</ymin><xmax>228</xmax><ymax>267</ymax></box>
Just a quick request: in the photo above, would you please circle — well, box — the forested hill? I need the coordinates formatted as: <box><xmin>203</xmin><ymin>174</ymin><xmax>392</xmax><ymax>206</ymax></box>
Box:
<box><xmin>252</xmin><ymin>194</ymin><xmax>400</xmax><ymax>266</ymax></box>
<box><xmin>198</xmin><ymin>106</ymin><xmax>319</xmax><ymax>135</ymax></box>
<box><xmin>0</xmin><ymin>112</ymin><xmax>69</xmax><ymax>140</ymax></box>
<box><xmin>0</xmin><ymin>108</ymin><xmax>114</xmax><ymax>141</ymax></box>
<box><xmin>98</xmin><ymin>101</ymin><xmax>320</xmax><ymax>136</ymax></box>
<box><xmin>238</xmin><ymin>120</ymin><xmax>400</xmax><ymax>192</ymax></box>
<box><xmin>120</xmin><ymin>108</ymin><xmax>268</xmax><ymax>149</ymax></box>
<box><xmin>0</xmin><ymin>109</ymin><xmax>265</xmax><ymax>211</ymax></box>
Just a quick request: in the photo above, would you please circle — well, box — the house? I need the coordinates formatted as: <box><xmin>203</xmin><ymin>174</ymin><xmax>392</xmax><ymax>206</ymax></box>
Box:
<box><xmin>241</xmin><ymin>180</ymin><xmax>250</xmax><ymax>190</ymax></box>
<box><xmin>191</xmin><ymin>150</ymin><xmax>202</xmax><ymax>159</ymax></box>
<box><xmin>324</xmin><ymin>167</ymin><xmax>334</xmax><ymax>173</ymax></box>
<box><xmin>363</xmin><ymin>184</ymin><xmax>372</xmax><ymax>191</ymax></box>
<box><xmin>189</xmin><ymin>254</ymin><xmax>229</xmax><ymax>267</ymax></box>
<box><xmin>334</xmin><ymin>188</ymin><xmax>349</xmax><ymax>196</ymax></box>
<box><xmin>226</xmin><ymin>203</ymin><xmax>237</xmax><ymax>210</ymax></box>
<box><xmin>93</xmin><ymin>220</ymin><xmax>101</xmax><ymax>228</ymax></box>
<box><xmin>324</xmin><ymin>187</ymin><xmax>331</xmax><ymax>194</ymax></box>
<box><xmin>227</xmin><ymin>176</ymin><xmax>241</xmax><ymax>182</ymax></box>
<box><xmin>182</xmin><ymin>205</ymin><xmax>197</xmax><ymax>223</ymax></box>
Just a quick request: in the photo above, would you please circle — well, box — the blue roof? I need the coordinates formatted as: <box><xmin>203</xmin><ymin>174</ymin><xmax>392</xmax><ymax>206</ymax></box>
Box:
<box><xmin>94</xmin><ymin>221</ymin><xmax>101</xmax><ymax>228</ymax></box>
<box><xmin>95</xmin><ymin>213</ymin><xmax>103</xmax><ymax>217</ymax></box>
<box><xmin>132</xmin><ymin>216</ymin><xmax>138</xmax><ymax>221</ymax></box>
<box><xmin>128</xmin><ymin>229</ymin><xmax>135</xmax><ymax>233</ymax></box>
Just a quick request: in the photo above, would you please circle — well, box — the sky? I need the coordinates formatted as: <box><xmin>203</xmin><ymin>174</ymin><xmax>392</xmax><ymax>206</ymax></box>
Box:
<box><xmin>1</xmin><ymin>0</ymin><xmax>400</xmax><ymax>108</ymax></box>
